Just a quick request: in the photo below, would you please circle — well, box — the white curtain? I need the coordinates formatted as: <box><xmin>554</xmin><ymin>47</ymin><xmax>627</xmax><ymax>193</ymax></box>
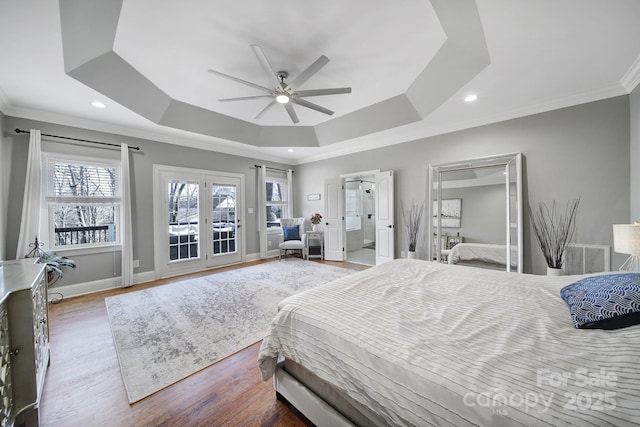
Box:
<box><xmin>258</xmin><ymin>165</ymin><xmax>268</xmax><ymax>259</ymax></box>
<box><xmin>16</xmin><ymin>129</ymin><xmax>42</xmax><ymax>259</ymax></box>
<box><xmin>287</xmin><ymin>169</ymin><xmax>294</xmax><ymax>218</ymax></box>
<box><xmin>120</xmin><ymin>143</ymin><xmax>134</xmax><ymax>287</ymax></box>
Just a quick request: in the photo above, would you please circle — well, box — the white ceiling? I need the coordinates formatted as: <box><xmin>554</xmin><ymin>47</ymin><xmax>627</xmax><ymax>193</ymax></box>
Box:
<box><xmin>1</xmin><ymin>0</ymin><xmax>639</xmax><ymax>165</ymax></box>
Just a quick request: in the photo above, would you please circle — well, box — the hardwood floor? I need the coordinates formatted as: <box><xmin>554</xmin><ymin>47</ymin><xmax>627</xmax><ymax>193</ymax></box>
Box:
<box><xmin>40</xmin><ymin>258</ymin><xmax>368</xmax><ymax>427</ymax></box>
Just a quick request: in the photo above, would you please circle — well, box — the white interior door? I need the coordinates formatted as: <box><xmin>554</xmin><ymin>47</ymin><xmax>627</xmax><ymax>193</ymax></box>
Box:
<box><xmin>324</xmin><ymin>178</ymin><xmax>345</xmax><ymax>261</ymax></box>
<box><xmin>375</xmin><ymin>170</ymin><xmax>395</xmax><ymax>264</ymax></box>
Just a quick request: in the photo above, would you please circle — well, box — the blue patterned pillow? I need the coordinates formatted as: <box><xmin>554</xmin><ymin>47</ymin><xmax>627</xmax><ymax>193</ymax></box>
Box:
<box><xmin>560</xmin><ymin>274</ymin><xmax>640</xmax><ymax>329</ymax></box>
<box><xmin>282</xmin><ymin>225</ymin><xmax>300</xmax><ymax>241</ymax></box>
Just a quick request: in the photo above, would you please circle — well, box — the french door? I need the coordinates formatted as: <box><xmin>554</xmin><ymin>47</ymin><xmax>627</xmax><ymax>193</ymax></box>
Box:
<box><xmin>206</xmin><ymin>175</ymin><xmax>242</xmax><ymax>268</ymax></box>
<box><xmin>154</xmin><ymin>166</ymin><xmax>244</xmax><ymax>278</ymax></box>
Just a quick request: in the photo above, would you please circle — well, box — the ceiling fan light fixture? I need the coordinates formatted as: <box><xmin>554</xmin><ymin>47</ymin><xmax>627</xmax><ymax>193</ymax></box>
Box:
<box><xmin>209</xmin><ymin>45</ymin><xmax>351</xmax><ymax>123</ymax></box>
<box><xmin>276</xmin><ymin>94</ymin><xmax>290</xmax><ymax>104</ymax></box>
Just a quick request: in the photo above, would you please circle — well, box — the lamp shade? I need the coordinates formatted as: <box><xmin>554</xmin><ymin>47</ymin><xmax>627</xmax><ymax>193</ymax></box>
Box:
<box><xmin>613</xmin><ymin>223</ymin><xmax>640</xmax><ymax>255</ymax></box>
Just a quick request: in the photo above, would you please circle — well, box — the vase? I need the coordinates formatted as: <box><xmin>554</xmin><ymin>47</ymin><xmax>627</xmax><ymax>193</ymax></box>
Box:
<box><xmin>312</xmin><ymin>224</ymin><xmax>317</xmax><ymax>232</ymax></box>
<box><xmin>546</xmin><ymin>267</ymin><xmax>564</xmax><ymax>276</ymax></box>
<box><xmin>407</xmin><ymin>251</ymin><xmax>416</xmax><ymax>259</ymax></box>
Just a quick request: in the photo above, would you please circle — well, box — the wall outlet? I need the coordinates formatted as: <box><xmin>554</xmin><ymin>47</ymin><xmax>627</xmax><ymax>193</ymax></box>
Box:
<box><xmin>133</xmin><ymin>259</ymin><xmax>139</xmax><ymax>268</ymax></box>
<box><xmin>400</xmin><ymin>251</ymin><xmax>405</xmax><ymax>258</ymax></box>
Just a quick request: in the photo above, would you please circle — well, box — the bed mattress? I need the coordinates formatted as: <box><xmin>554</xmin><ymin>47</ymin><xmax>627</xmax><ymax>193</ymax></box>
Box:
<box><xmin>258</xmin><ymin>259</ymin><xmax>640</xmax><ymax>426</ymax></box>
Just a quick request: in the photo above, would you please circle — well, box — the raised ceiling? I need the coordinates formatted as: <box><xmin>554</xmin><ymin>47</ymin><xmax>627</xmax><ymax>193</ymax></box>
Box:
<box><xmin>1</xmin><ymin>1</ymin><xmax>639</xmax><ymax>164</ymax></box>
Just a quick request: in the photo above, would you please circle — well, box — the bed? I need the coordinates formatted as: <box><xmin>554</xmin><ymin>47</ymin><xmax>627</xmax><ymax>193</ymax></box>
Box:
<box><xmin>447</xmin><ymin>242</ymin><xmax>518</xmax><ymax>270</ymax></box>
<box><xmin>258</xmin><ymin>259</ymin><xmax>640</xmax><ymax>426</ymax></box>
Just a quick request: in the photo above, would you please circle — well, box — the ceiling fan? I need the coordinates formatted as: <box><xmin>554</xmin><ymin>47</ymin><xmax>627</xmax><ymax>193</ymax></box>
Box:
<box><xmin>208</xmin><ymin>45</ymin><xmax>351</xmax><ymax>124</ymax></box>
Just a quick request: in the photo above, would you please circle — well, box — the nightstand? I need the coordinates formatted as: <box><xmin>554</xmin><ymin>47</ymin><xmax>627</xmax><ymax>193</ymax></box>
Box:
<box><xmin>306</xmin><ymin>231</ymin><xmax>324</xmax><ymax>260</ymax></box>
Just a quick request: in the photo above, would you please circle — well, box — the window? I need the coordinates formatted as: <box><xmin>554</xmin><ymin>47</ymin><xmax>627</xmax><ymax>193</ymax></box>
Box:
<box><xmin>265</xmin><ymin>178</ymin><xmax>289</xmax><ymax>228</ymax></box>
<box><xmin>45</xmin><ymin>156</ymin><xmax>121</xmax><ymax>248</ymax></box>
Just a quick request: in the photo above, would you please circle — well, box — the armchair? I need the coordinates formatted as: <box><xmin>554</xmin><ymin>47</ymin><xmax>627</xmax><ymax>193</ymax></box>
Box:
<box><xmin>278</xmin><ymin>218</ymin><xmax>307</xmax><ymax>260</ymax></box>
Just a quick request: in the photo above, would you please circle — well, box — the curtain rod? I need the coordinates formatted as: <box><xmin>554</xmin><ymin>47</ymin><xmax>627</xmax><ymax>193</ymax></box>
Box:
<box><xmin>14</xmin><ymin>128</ymin><xmax>141</xmax><ymax>151</ymax></box>
<box><xmin>254</xmin><ymin>164</ymin><xmax>294</xmax><ymax>174</ymax></box>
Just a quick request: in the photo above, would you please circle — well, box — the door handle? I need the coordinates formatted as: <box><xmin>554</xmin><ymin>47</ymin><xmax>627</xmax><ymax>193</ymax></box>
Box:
<box><xmin>388</xmin><ymin>225</ymin><xmax>394</xmax><ymax>228</ymax></box>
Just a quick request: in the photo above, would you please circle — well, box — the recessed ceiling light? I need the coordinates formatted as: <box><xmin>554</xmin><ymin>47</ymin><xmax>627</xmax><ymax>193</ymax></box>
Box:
<box><xmin>287</xmin><ymin>149</ymin><xmax>294</xmax><ymax>152</ymax></box>
<box><xmin>91</xmin><ymin>100</ymin><xmax>106</xmax><ymax>108</ymax></box>
<box><xmin>464</xmin><ymin>94</ymin><xmax>478</xmax><ymax>103</ymax></box>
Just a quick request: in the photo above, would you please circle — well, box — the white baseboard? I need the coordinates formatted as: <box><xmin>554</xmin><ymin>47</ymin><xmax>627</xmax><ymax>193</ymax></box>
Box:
<box><xmin>244</xmin><ymin>252</ymin><xmax>260</xmax><ymax>262</ymax></box>
<box><xmin>267</xmin><ymin>249</ymin><xmax>280</xmax><ymax>258</ymax></box>
<box><xmin>49</xmin><ymin>253</ymin><xmax>265</xmax><ymax>300</ymax></box>
<box><xmin>49</xmin><ymin>270</ymin><xmax>156</xmax><ymax>300</ymax></box>
<box><xmin>49</xmin><ymin>276</ymin><xmax>121</xmax><ymax>300</ymax></box>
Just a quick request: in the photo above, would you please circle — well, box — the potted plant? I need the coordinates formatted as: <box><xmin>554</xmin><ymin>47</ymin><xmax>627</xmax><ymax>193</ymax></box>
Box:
<box><xmin>529</xmin><ymin>198</ymin><xmax>580</xmax><ymax>275</ymax></box>
<box><xmin>310</xmin><ymin>213</ymin><xmax>322</xmax><ymax>232</ymax></box>
<box><xmin>25</xmin><ymin>237</ymin><xmax>76</xmax><ymax>286</ymax></box>
<box><xmin>401</xmin><ymin>200</ymin><xmax>425</xmax><ymax>258</ymax></box>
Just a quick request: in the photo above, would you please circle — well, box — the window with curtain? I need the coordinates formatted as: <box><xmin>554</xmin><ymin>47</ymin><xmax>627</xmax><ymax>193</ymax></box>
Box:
<box><xmin>45</xmin><ymin>156</ymin><xmax>121</xmax><ymax>248</ymax></box>
<box><xmin>265</xmin><ymin>177</ymin><xmax>289</xmax><ymax>228</ymax></box>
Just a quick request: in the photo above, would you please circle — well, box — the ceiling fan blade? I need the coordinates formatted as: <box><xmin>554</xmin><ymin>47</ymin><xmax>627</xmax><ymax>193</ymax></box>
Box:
<box><xmin>291</xmin><ymin>98</ymin><xmax>334</xmax><ymax>116</ymax></box>
<box><xmin>255</xmin><ymin>99</ymin><xmax>277</xmax><ymax>119</ymax></box>
<box><xmin>283</xmin><ymin>103</ymin><xmax>299</xmax><ymax>124</ymax></box>
<box><xmin>250</xmin><ymin>45</ymin><xmax>282</xmax><ymax>89</ymax></box>
<box><xmin>295</xmin><ymin>87</ymin><xmax>352</xmax><ymax>97</ymax></box>
<box><xmin>289</xmin><ymin>55</ymin><xmax>330</xmax><ymax>89</ymax></box>
<box><xmin>219</xmin><ymin>95</ymin><xmax>274</xmax><ymax>102</ymax></box>
<box><xmin>208</xmin><ymin>69</ymin><xmax>272</xmax><ymax>93</ymax></box>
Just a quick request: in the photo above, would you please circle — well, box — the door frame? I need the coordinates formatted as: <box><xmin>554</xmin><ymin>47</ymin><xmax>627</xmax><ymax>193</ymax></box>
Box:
<box><xmin>337</xmin><ymin>170</ymin><xmax>394</xmax><ymax>265</ymax></box>
<box><xmin>205</xmin><ymin>174</ymin><xmax>243</xmax><ymax>269</ymax></box>
<box><xmin>152</xmin><ymin>164</ymin><xmax>246</xmax><ymax>279</ymax></box>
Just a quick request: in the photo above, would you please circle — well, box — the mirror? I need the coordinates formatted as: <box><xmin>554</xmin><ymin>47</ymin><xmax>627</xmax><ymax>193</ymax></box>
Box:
<box><xmin>428</xmin><ymin>153</ymin><xmax>523</xmax><ymax>272</ymax></box>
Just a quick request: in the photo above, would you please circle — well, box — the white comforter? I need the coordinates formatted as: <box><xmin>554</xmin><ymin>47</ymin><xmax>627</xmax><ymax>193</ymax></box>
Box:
<box><xmin>448</xmin><ymin>242</ymin><xmax>517</xmax><ymax>267</ymax></box>
<box><xmin>258</xmin><ymin>259</ymin><xmax>640</xmax><ymax>426</ymax></box>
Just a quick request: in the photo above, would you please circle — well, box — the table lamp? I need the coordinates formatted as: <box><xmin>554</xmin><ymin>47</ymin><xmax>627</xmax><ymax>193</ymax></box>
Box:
<box><xmin>613</xmin><ymin>222</ymin><xmax>640</xmax><ymax>272</ymax></box>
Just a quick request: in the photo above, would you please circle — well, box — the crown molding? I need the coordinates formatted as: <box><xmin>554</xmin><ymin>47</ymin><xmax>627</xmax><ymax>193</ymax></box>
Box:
<box><xmin>621</xmin><ymin>54</ymin><xmax>640</xmax><ymax>93</ymax></box>
<box><xmin>295</xmin><ymin>84</ymin><xmax>629</xmax><ymax>165</ymax></box>
<box><xmin>4</xmin><ymin>82</ymin><xmax>629</xmax><ymax>167</ymax></box>
<box><xmin>3</xmin><ymin>106</ymin><xmax>296</xmax><ymax>165</ymax></box>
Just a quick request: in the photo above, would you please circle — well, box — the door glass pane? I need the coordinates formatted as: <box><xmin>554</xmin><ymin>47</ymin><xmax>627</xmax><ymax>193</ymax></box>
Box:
<box><xmin>212</xmin><ymin>184</ymin><xmax>237</xmax><ymax>255</ymax></box>
<box><xmin>168</xmin><ymin>180</ymin><xmax>199</xmax><ymax>261</ymax></box>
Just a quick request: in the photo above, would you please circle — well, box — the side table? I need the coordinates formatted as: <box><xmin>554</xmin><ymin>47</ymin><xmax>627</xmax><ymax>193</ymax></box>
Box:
<box><xmin>306</xmin><ymin>231</ymin><xmax>324</xmax><ymax>260</ymax></box>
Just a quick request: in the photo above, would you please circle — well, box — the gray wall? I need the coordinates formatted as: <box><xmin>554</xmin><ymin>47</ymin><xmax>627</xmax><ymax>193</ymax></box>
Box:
<box><xmin>296</xmin><ymin>95</ymin><xmax>631</xmax><ymax>274</ymax></box>
<box><xmin>441</xmin><ymin>184</ymin><xmax>505</xmax><ymax>244</ymax></box>
<box><xmin>1</xmin><ymin>94</ymin><xmax>632</xmax><ymax>279</ymax></box>
<box><xmin>631</xmin><ymin>85</ymin><xmax>640</xmax><ymax>221</ymax></box>
<box><xmin>2</xmin><ymin>117</ymin><xmax>293</xmax><ymax>286</ymax></box>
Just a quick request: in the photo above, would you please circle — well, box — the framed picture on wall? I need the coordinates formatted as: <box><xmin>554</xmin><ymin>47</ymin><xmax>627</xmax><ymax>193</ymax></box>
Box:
<box><xmin>433</xmin><ymin>198</ymin><xmax>462</xmax><ymax>228</ymax></box>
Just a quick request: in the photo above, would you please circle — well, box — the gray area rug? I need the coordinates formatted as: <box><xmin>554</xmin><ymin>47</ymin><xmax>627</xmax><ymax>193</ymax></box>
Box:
<box><xmin>105</xmin><ymin>259</ymin><xmax>354</xmax><ymax>403</ymax></box>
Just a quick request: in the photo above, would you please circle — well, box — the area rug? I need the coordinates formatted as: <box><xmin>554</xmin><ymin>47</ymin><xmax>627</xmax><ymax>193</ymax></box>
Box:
<box><xmin>105</xmin><ymin>259</ymin><xmax>354</xmax><ymax>403</ymax></box>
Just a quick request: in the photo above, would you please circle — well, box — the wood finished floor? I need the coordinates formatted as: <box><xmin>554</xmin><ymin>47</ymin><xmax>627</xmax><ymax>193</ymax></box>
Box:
<box><xmin>40</xmin><ymin>258</ymin><xmax>368</xmax><ymax>427</ymax></box>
